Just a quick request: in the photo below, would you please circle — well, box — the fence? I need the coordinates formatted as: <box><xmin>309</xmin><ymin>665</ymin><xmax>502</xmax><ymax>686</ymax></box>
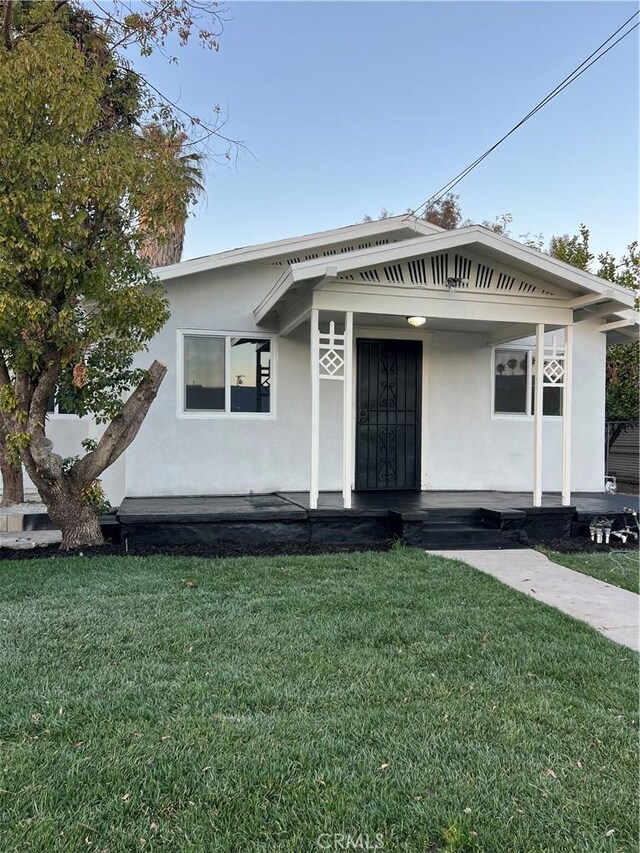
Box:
<box><xmin>605</xmin><ymin>421</ymin><xmax>639</xmax><ymax>484</ymax></box>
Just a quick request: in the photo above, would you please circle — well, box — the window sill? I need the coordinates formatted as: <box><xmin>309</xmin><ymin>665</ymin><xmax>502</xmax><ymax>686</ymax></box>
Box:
<box><xmin>492</xmin><ymin>414</ymin><xmax>563</xmax><ymax>422</ymax></box>
<box><xmin>46</xmin><ymin>413</ymin><xmax>83</xmax><ymax>420</ymax></box>
<box><xmin>178</xmin><ymin>411</ymin><xmax>276</xmax><ymax>421</ymax></box>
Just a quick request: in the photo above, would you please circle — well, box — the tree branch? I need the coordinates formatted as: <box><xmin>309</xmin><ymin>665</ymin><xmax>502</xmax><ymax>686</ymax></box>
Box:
<box><xmin>73</xmin><ymin>359</ymin><xmax>166</xmax><ymax>485</ymax></box>
<box><xmin>2</xmin><ymin>1</ymin><xmax>12</xmax><ymax>50</ymax></box>
<box><xmin>29</xmin><ymin>357</ymin><xmax>60</xmax><ymax>424</ymax></box>
<box><xmin>6</xmin><ymin>1</ymin><xmax>69</xmax><ymax>49</ymax></box>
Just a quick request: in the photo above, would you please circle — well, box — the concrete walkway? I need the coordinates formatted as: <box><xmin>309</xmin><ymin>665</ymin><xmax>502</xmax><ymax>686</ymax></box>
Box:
<box><xmin>0</xmin><ymin>529</ymin><xmax>61</xmax><ymax>550</ymax></box>
<box><xmin>428</xmin><ymin>548</ymin><xmax>639</xmax><ymax>651</ymax></box>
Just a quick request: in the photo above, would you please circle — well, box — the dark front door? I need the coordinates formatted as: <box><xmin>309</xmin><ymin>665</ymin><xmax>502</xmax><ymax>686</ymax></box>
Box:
<box><xmin>356</xmin><ymin>339</ymin><xmax>422</xmax><ymax>491</ymax></box>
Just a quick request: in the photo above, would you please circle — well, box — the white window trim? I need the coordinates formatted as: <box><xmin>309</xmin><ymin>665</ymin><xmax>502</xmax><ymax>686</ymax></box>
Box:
<box><xmin>177</xmin><ymin>328</ymin><xmax>276</xmax><ymax>420</ymax></box>
<box><xmin>47</xmin><ymin>410</ymin><xmax>81</xmax><ymax>419</ymax></box>
<box><xmin>491</xmin><ymin>344</ymin><xmax>562</xmax><ymax>422</ymax></box>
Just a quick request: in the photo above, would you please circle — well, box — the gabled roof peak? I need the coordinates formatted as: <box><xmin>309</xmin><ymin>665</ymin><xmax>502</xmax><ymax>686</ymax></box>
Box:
<box><xmin>155</xmin><ymin>215</ymin><xmax>443</xmax><ymax>281</ymax></box>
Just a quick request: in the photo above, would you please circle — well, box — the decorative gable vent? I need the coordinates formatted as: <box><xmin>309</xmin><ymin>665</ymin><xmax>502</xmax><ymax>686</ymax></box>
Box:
<box><xmin>336</xmin><ymin>253</ymin><xmax>563</xmax><ymax>299</ymax></box>
<box><xmin>431</xmin><ymin>253</ymin><xmax>449</xmax><ymax>285</ymax></box>
<box><xmin>407</xmin><ymin>257</ymin><xmax>428</xmax><ymax>285</ymax></box>
<box><xmin>496</xmin><ymin>273</ymin><xmax>515</xmax><ymax>291</ymax></box>
<box><xmin>453</xmin><ymin>255</ymin><xmax>472</xmax><ymax>285</ymax></box>
<box><xmin>475</xmin><ymin>263</ymin><xmax>493</xmax><ymax>289</ymax></box>
<box><xmin>383</xmin><ymin>264</ymin><xmax>404</xmax><ymax>284</ymax></box>
<box><xmin>268</xmin><ymin>237</ymin><xmax>401</xmax><ymax>266</ymax></box>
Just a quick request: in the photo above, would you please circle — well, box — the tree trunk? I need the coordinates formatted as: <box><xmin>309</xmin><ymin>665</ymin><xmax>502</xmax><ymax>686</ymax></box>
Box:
<box><xmin>0</xmin><ymin>453</ymin><xmax>24</xmax><ymax>507</ymax></box>
<box><xmin>42</xmin><ymin>482</ymin><xmax>104</xmax><ymax>550</ymax></box>
<box><xmin>56</xmin><ymin>506</ymin><xmax>103</xmax><ymax>550</ymax></box>
<box><xmin>19</xmin><ymin>360</ymin><xmax>166</xmax><ymax>550</ymax></box>
<box><xmin>0</xmin><ymin>419</ymin><xmax>25</xmax><ymax>506</ymax></box>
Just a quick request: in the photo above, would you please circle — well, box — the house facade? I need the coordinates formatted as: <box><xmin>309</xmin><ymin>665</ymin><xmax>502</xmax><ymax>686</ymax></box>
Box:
<box><xmin>44</xmin><ymin>216</ymin><xmax>639</xmax><ymax>508</ymax></box>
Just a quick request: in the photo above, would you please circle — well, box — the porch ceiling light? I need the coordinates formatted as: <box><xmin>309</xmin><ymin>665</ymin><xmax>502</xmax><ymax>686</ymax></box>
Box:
<box><xmin>406</xmin><ymin>316</ymin><xmax>427</xmax><ymax>328</ymax></box>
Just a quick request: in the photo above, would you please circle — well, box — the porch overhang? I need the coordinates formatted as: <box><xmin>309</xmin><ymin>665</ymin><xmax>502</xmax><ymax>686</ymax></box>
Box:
<box><xmin>254</xmin><ymin>225</ymin><xmax>638</xmax><ymax>342</ymax></box>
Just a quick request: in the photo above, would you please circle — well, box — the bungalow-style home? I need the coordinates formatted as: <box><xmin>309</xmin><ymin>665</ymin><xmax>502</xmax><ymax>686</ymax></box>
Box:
<box><xmin>46</xmin><ymin>215</ymin><xmax>638</xmax><ymax>510</ymax></box>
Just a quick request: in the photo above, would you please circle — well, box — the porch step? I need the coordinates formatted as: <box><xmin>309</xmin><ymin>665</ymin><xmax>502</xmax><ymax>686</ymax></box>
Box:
<box><xmin>389</xmin><ymin>511</ymin><xmax>527</xmax><ymax>549</ymax></box>
<box><xmin>411</xmin><ymin>522</ymin><xmax>505</xmax><ymax>549</ymax></box>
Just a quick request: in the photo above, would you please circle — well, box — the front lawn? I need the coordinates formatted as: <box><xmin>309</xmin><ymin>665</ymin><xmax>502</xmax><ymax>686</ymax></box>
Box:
<box><xmin>0</xmin><ymin>550</ymin><xmax>637</xmax><ymax>851</ymax></box>
<box><xmin>538</xmin><ymin>546</ymin><xmax>640</xmax><ymax>594</ymax></box>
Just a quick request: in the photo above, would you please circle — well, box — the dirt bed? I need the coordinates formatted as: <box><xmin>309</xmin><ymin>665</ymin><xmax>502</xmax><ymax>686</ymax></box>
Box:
<box><xmin>0</xmin><ymin>539</ymin><xmax>393</xmax><ymax>562</ymax></box>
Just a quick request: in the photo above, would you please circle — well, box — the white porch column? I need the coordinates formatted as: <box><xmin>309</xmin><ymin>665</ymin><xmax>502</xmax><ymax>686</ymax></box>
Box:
<box><xmin>342</xmin><ymin>312</ymin><xmax>354</xmax><ymax>508</ymax></box>
<box><xmin>310</xmin><ymin>308</ymin><xmax>320</xmax><ymax>510</ymax></box>
<box><xmin>533</xmin><ymin>323</ymin><xmax>545</xmax><ymax>507</ymax></box>
<box><xmin>561</xmin><ymin>324</ymin><xmax>573</xmax><ymax>506</ymax></box>
<box><xmin>310</xmin><ymin>311</ymin><xmax>352</xmax><ymax>510</ymax></box>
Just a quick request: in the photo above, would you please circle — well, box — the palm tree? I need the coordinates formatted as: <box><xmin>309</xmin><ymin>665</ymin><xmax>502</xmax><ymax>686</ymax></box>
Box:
<box><xmin>139</xmin><ymin>124</ymin><xmax>205</xmax><ymax>268</ymax></box>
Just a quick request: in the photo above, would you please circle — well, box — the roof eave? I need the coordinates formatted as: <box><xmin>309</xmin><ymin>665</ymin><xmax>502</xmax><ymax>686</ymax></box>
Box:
<box><xmin>154</xmin><ymin>215</ymin><xmax>442</xmax><ymax>282</ymax></box>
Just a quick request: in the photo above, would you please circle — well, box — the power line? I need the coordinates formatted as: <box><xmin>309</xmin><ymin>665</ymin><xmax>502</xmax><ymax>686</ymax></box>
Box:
<box><xmin>407</xmin><ymin>11</ymin><xmax>639</xmax><ymax>219</ymax></box>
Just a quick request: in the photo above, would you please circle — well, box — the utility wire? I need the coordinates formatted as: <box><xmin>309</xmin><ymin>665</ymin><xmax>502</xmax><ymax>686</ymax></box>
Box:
<box><xmin>407</xmin><ymin>11</ymin><xmax>639</xmax><ymax>219</ymax></box>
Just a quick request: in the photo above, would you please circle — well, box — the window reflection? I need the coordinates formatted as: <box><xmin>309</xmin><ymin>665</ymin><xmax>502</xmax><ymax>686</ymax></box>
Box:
<box><xmin>230</xmin><ymin>338</ymin><xmax>271</xmax><ymax>413</ymax></box>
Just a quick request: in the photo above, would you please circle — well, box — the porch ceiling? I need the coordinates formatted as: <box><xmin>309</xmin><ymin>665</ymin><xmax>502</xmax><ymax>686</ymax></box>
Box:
<box><xmin>319</xmin><ymin>311</ymin><xmax>539</xmax><ymax>338</ymax></box>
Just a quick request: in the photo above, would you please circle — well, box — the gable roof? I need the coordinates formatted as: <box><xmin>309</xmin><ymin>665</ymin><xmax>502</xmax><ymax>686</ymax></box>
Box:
<box><xmin>288</xmin><ymin>226</ymin><xmax>636</xmax><ymax>304</ymax></box>
<box><xmin>155</xmin><ymin>215</ymin><xmax>444</xmax><ymax>282</ymax></box>
<box><xmin>153</xmin><ymin>215</ymin><xmax>638</xmax><ymax>341</ymax></box>
<box><xmin>253</xmin><ymin>225</ymin><xmax>636</xmax><ymax>326</ymax></box>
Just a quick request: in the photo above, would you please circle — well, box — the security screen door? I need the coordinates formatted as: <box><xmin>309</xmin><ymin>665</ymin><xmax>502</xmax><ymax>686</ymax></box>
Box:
<box><xmin>355</xmin><ymin>339</ymin><xmax>422</xmax><ymax>491</ymax></box>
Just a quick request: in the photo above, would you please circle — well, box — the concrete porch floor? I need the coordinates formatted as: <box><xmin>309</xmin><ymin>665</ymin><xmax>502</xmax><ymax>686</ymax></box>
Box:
<box><xmin>118</xmin><ymin>490</ymin><xmax>639</xmax><ymax>520</ymax></box>
<box><xmin>279</xmin><ymin>490</ymin><xmax>639</xmax><ymax>514</ymax></box>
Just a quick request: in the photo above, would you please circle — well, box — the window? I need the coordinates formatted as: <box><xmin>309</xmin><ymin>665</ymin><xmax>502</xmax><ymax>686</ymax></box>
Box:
<box><xmin>494</xmin><ymin>348</ymin><xmax>529</xmax><ymax>414</ymax></box>
<box><xmin>493</xmin><ymin>347</ymin><xmax>562</xmax><ymax>417</ymax></box>
<box><xmin>46</xmin><ymin>374</ymin><xmax>82</xmax><ymax>416</ymax></box>
<box><xmin>181</xmin><ymin>332</ymin><xmax>272</xmax><ymax>415</ymax></box>
<box><xmin>47</xmin><ymin>394</ymin><xmax>79</xmax><ymax>415</ymax></box>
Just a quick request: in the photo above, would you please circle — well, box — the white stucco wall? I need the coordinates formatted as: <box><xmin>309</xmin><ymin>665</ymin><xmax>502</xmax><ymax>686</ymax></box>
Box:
<box><xmin>32</xmin><ymin>264</ymin><xmax>607</xmax><ymax>504</ymax></box>
<box><xmin>125</xmin><ymin>264</ymin><xmax>317</xmax><ymax>498</ymax></box>
<box><xmin>424</xmin><ymin>319</ymin><xmax>605</xmax><ymax>492</ymax></box>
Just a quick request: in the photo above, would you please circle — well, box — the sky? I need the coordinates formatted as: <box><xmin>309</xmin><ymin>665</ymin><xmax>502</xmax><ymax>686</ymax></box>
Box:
<box><xmin>131</xmin><ymin>1</ymin><xmax>639</xmax><ymax>263</ymax></box>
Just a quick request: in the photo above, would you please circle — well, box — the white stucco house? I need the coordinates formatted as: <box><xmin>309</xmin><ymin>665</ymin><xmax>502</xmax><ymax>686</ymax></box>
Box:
<box><xmin>44</xmin><ymin>215</ymin><xmax>638</xmax><ymax>509</ymax></box>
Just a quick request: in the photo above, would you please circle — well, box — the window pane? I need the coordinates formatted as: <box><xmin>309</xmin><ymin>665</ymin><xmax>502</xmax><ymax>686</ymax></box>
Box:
<box><xmin>543</xmin><ymin>387</ymin><xmax>562</xmax><ymax>416</ymax></box>
<box><xmin>230</xmin><ymin>338</ymin><xmax>271</xmax><ymax>413</ymax></box>
<box><xmin>531</xmin><ymin>379</ymin><xmax>563</xmax><ymax>416</ymax></box>
<box><xmin>494</xmin><ymin>349</ymin><xmax>528</xmax><ymax>414</ymax></box>
<box><xmin>57</xmin><ymin>394</ymin><xmax>79</xmax><ymax>415</ymax></box>
<box><xmin>184</xmin><ymin>335</ymin><xmax>225</xmax><ymax>411</ymax></box>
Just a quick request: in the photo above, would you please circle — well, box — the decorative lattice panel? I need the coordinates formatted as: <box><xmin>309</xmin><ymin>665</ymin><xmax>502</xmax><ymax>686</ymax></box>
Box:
<box><xmin>541</xmin><ymin>338</ymin><xmax>566</xmax><ymax>387</ymax></box>
<box><xmin>318</xmin><ymin>321</ymin><xmax>346</xmax><ymax>381</ymax></box>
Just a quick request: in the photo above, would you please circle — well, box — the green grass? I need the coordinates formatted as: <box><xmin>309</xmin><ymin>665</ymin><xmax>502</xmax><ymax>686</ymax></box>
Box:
<box><xmin>0</xmin><ymin>550</ymin><xmax>638</xmax><ymax>852</ymax></box>
<box><xmin>537</xmin><ymin>547</ymin><xmax>640</xmax><ymax>594</ymax></box>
